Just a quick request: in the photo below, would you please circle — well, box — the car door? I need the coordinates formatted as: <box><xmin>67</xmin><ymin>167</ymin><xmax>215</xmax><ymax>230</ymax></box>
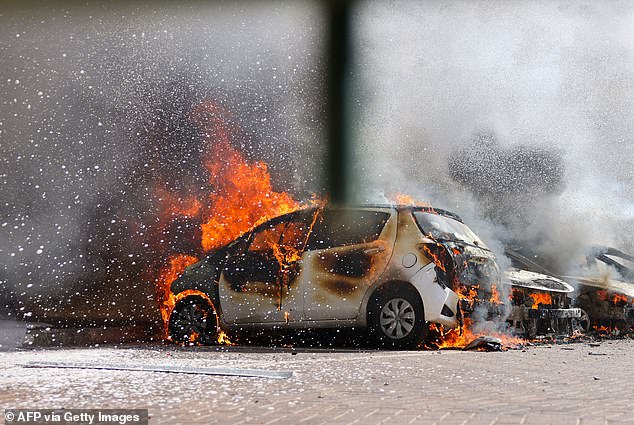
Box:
<box><xmin>218</xmin><ymin>213</ymin><xmax>310</xmax><ymax>324</ymax></box>
<box><xmin>299</xmin><ymin>208</ymin><xmax>395</xmax><ymax>321</ymax></box>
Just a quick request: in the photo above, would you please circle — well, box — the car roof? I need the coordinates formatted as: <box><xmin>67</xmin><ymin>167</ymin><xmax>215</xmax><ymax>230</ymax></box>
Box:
<box><xmin>276</xmin><ymin>204</ymin><xmax>464</xmax><ymax>224</ymax></box>
<box><xmin>219</xmin><ymin>203</ymin><xmax>466</xmax><ymax>251</ymax></box>
<box><xmin>338</xmin><ymin>204</ymin><xmax>464</xmax><ymax>223</ymax></box>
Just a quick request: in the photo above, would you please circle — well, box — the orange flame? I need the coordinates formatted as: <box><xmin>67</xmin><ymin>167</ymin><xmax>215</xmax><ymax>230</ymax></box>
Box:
<box><xmin>155</xmin><ymin>188</ymin><xmax>203</xmax><ymax>219</ymax></box>
<box><xmin>190</xmin><ymin>101</ymin><xmax>301</xmax><ymax>252</ymax></box>
<box><xmin>430</xmin><ymin>319</ymin><xmax>525</xmax><ymax>350</ymax></box>
<box><xmin>529</xmin><ymin>293</ymin><xmax>552</xmax><ymax>309</ymax></box>
<box><xmin>457</xmin><ymin>284</ymin><xmax>479</xmax><ymax>300</ymax></box>
<box><xmin>156</xmin><ymin>253</ymin><xmax>200</xmax><ymax>333</ymax></box>
<box><xmin>172</xmin><ymin>289</ymin><xmax>234</xmax><ymax>345</ymax></box>
<box><xmin>156</xmin><ymin>255</ymin><xmax>234</xmax><ymax>345</ymax></box>
<box><xmin>429</xmin><ymin>321</ymin><xmax>477</xmax><ymax>349</ymax></box>
<box><xmin>612</xmin><ymin>293</ymin><xmax>629</xmax><ymax>304</ymax></box>
<box><xmin>389</xmin><ymin>193</ymin><xmax>431</xmax><ymax>207</ymax></box>
<box><xmin>489</xmin><ymin>284</ymin><xmax>503</xmax><ymax>304</ymax></box>
<box><xmin>152</xmin><ymin>100</ymin><xmax>315</xmax><ymax>343</ymax></box>
<box><xmin>422</xmin><ymin>244</ymin><xmax>447</xmax><ymax>272</ymax></box>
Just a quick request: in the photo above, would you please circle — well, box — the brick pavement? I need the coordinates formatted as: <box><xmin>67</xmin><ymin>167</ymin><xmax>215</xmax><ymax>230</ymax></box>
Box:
<box><xmin>1</xmin><ymin>339</ymin><xmax>633</xmax><ymax>424</ymax></box>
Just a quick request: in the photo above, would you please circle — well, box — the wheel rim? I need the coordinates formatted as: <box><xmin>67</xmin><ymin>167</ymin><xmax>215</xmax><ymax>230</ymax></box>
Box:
<box><xmin>379</xmin><ymin>298</ymin><xmax>416</xmax><ymax>339</ymax></box>
<box><xmin>578</xmin><ymin>309</ymin><xmax>590</xmax><ymax>333</ymax></box>
<box><xmin>173</xmin><ymin>302</ymin><xmax>210</xmax><ymax>338</ymax></box>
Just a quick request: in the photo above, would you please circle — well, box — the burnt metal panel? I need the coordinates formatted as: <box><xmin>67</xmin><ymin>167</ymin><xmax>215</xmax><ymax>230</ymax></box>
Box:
<box><xmin>527</xmin><ymin>308</ymin><xmax>582</xmax><ymax>319</ymax></box>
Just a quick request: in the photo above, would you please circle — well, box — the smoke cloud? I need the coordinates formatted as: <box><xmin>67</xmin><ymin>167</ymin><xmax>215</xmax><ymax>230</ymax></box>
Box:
<box><xmin>353</xmin><ymin>0</ymin><xmax>634</xmax><ymax>274</ymax></box>
<box><xmin>3</xmin><ymin>0</ymin><xmax>634</xmax><ymax>336</ymax></box>
<box><xmin>0</xmin><ymin>2</ymin><xmax>324</xmax><ymax>322</ymax></box>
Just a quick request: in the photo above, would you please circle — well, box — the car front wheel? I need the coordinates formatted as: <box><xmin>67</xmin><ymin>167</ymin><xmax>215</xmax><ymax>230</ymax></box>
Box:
<box><xmin>169</xmin><ymin>295</ymin><xmax>218</xmax><ymax>345</ymax></box>
<box><xmin>369</xmin><ymin>286</ymin><xmax>428</xmax><ymax>349</ymax></box>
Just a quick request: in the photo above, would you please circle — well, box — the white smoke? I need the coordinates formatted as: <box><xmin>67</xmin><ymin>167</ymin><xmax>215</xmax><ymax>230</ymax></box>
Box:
<box><xmin>353</xmin><ymin>0</ymin><xmax>634</xmax><ymax>270</ymax></box>
<box><xmin>0</xmin><ymin>2</ymin><xmax>323</xmax><ymax>320</ymax></box>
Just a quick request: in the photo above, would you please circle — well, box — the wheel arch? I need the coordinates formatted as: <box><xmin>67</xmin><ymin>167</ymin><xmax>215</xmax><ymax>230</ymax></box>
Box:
<box><xmin>364</xmin><ymin>280</ymin><xmax>425</xmax><ymax>326</ymax></box>
<box><xmin>168</xmin><ymin>292</ymin><xmax>220</xmax><ymax>345</ymax></box>
<box><xmin>170</xmin><ymin>260</ymin><xmax>222</xmax><ymax>310</ymax></box>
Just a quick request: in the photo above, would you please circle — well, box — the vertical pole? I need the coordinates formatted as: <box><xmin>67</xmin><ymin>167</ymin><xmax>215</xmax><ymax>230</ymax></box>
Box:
<box><xmin>325</xmin><ymin>0</ymin><xmax>353</xmax><ymax>205</ymax></box>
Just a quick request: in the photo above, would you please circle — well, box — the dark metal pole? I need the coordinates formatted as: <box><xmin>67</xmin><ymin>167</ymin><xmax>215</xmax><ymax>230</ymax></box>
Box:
<box><xmin>325</xmin><ymin>0</ymin><xmax>354</xmax><ymax>205</ymax></box>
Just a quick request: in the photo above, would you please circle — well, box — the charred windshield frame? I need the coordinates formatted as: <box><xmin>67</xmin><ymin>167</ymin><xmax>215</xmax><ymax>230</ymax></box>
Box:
<box><xmin>412</xmin><ymin>210</ymin><xmax>489</xmax><ymax>250</ymax></box>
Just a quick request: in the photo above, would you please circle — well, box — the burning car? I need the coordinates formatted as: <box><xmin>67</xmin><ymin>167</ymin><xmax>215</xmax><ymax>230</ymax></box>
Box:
<box><xmin>504</xmin><ymin>269</ymin><xmax>583</xmax><ymax>338</ymax></box>
<box><xmin>506</xmin><ymin>245</ymin><xmax>634</xmax><ymax>333</ymax></box>
<box><xmin>168</xmin><ymin>204</ymin><xmax>502</xmax><ymax>349</ymax></box>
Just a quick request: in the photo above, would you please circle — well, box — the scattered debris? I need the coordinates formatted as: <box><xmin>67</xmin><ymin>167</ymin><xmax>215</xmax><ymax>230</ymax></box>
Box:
<box><xmin>463</xmin><ymin>336</ymin><xmax>503</xmax><ymax>352</ymax></box>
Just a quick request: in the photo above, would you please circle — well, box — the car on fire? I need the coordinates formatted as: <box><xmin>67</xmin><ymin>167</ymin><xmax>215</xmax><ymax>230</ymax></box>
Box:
<box><xmin>506</xmin><ymin>245</ymin><xmax>634</xmax><ymax>333</ymax></box>
<box><xmin>169</xmin><ymin>205</ymin><xmax>502</xmax><ymax>348</ymax></box>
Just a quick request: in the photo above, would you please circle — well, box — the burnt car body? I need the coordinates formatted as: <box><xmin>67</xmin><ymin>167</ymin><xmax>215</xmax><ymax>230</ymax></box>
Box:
<box><xmin>168</xmin><ymin>205</ymin><xmax>501</xmax><ymax>348</ymax></box>
<box><xmin>504</xmin><ymin>269</ymin><xmax>583</xmax><ymax>337</ymax></box>
<box><xmin>506</xmin><ymin>245</ymin><xmax>634</xmax><ymax>333</ymax></box>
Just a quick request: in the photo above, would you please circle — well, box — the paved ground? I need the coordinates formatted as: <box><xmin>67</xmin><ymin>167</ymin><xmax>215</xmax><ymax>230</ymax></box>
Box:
<box><xmin>1</xmin><ymin>337</ymin><xmax>634</xmax><ymax>425</ymax></box>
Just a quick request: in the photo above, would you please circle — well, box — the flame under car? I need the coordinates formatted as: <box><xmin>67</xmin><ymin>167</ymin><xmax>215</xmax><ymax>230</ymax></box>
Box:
<box><xmin>168</xmin><ymin>205</ymin><xmax>509</xmax><ymax>348</ymax></box>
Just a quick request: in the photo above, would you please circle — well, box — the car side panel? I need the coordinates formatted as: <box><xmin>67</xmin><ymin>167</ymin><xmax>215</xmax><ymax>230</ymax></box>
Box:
<box><xmin>301</xmin><ymin>209</ymin><xmax>398</xmax><ymax>320</ymax></box>
<box><xmin>361</xmin><ymin>209</ymin><xmax>460</xmax><ymax>328</ymax></box>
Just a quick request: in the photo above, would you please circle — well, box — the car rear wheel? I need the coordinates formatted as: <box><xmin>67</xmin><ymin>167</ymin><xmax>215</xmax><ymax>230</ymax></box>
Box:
<box><xmin>169</xmin><ymin>295</ymin><xmax>218</xmax><ymax>345</ymax></box>
<box><xmin>369</xmin><ymin>285</ymin><xmax>428</xmax><ymax>349</ymax></box>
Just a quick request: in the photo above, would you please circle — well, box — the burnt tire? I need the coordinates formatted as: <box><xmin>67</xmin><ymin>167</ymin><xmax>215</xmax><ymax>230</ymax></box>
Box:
<box><xmin>572</xmin><ymin>309</ymin><xmax>591</xmax><ymax>334</ymax></box>
<box><xmin>369</xmin><ymin>285</ymin><xmax>428</xmax><ymax>349</ymax></box>
<box><xmin>168</xmin><ymin>295</ymin><xmax>218</xmax><ymax>345</ymax></box>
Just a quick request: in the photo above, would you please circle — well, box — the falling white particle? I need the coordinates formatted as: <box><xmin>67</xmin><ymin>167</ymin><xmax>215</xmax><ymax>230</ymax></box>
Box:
<box><xmin>36</xmin><ymin>249</ymin><xmax>43</xmax><ymax>254</ymax></box>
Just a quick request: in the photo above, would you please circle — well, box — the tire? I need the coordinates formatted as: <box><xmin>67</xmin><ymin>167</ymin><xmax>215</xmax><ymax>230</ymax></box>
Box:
<box><xmin>368</xmin><ymin>285</ymin><xmax>428</xmax><ymax>349</ymax></box>
<box><xmin>574</xmin><ymin>309</ymin><xmax>591</xmax><ymax>333</ymax></box>
<box><xmin>169</xmin><ymin>295</ymin><xmax>218</xmax><ymax>345</ymax></box>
